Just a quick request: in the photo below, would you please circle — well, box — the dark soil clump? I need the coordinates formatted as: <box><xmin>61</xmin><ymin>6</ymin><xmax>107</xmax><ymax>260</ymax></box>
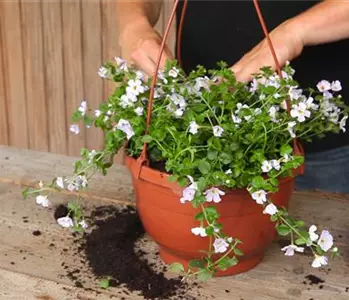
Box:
<box><xmin>32</xmin><ymin>230</ymin><xmax>41</xmax><ymax>236</ymax></box>
<box><xmin>304</xmin><ymin>274</ymin><xmax>325</xmax><ymax>285</ymax></box>
<box><xmin>54</xmin><ymin>204</ymin><xmax>69</xmax><ymax>220</ymax></box>
<box><xmin>79</xmin><ymin>205</ymin><xmax>187</xmax><ymax>299</ymax></box>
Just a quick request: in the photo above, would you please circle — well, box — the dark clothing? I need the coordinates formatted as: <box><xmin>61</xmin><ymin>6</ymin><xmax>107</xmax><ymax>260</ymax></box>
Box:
<box><xmin>176</xmin><ymin>0</ymin><xmax>349</xmax><ymax>153</ymax></box>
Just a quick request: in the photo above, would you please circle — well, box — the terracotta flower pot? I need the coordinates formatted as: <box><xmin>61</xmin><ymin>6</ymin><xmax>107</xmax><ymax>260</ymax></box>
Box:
<box><xmin>125</xmin><ymin>156</ymin><xmax>295</xmax><ymax>276</ymax></box>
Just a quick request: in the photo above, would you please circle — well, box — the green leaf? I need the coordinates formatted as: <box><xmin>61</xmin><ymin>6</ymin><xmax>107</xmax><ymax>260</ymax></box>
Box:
<box><xmin>233</xmin><ymin>248</ymin><xmax>244</xmax><ymax>256</ymax></box>
<box><xmin>198</xmin><ymin>160</ymin><xmax>211</xmax><ymax>174</ymax></box>
<box><xmin>219</xmin><ymin>152</ymin><xmax>232</xmax><ymax>164</ymax></box>
<box><xmin>189</xmin><ymin>259</ymin><xmax>205</xmax><ymax>269</ymax></box>
<box><xmin>295</xmin><ymin>238</ymin><xmax>307</xmax><ymax>246</ymax></box>
<box><xmin>197</xmin><ymin>269</ymin><xmax>213</xmax><ymax>281</ymax></box>
<box><xmin>168</xmin><ymin>175</ymin><xmax>179</xmax><ymax>183</ymax></box>
<box><xmin>169</xmin><ymin>262</ymin><xmax>185</xmax><ymax>273</ymax></box>
<box><xmin>99</xmin><ymin>278</ymin><xmax>110</xmax><ymax>289</ymax></box>
<box><xmin>207</xmin><ymin>149</ymin><xmax>218</xmax><ymax>160</ymax></box>
<box><xmin>142</xmin><ymin>135</ymin><xmax>153</xmax><ymax>143</ymax></box>
<box><xmin>195</xmin><ymin>212</ymin><xmax>205</xmax><ymax>221</ymax></box>
<box><xmin>22</xmin><ymin>187</ymin><xmax>30</xmax><ymax>199</ymax></box>
<box><xmin>251</xmin><ymin>176</ymin><xmax>265</xmax><ymax>188</ymax></box>
<box><xmin>280</xmin><ymin>144</ymin><xmax>292</xmax><ymax>155</ymax></box>
<box><xmin>217</xmin><ymin>257</ymin><xmax>238</xmax><ymax>271</ymax></box>
<box><xmin>276</xmin><ymin>224</ymin><xmax>291</xmax><ymax>236</ymax></box>
<box><xmin>269</xmin><ymin>177</ymin><xmax>279</xmax><ymax>187</ymax></box>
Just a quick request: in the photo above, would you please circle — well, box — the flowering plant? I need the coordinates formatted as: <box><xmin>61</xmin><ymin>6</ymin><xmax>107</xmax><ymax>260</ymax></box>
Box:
<box><xmin>23</xmin><ymin>57</ymin><xmax>347</xmax><ymax>280</ymax></box>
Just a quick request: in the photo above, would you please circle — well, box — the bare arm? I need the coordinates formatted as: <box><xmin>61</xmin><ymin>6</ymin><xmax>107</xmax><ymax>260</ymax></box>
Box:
<box><xmin>232</xmin><ymin>0</ymin><xmax>349</xmax><ymax>82</ymax></box>
<box><xmin>116</xmin><ymin>0</ymin><xmax>173</xmax><ymax>76</ymax></box>
<box><xmin>292</xmin><ymin>0</ymin><xmax>349</xmax><ymax>46</ymax></box>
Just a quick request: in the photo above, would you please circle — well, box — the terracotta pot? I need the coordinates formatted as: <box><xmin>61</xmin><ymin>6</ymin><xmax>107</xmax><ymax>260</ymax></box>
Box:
<box><xmin>125</xmin><ymin>156</ymin><xmax>295</xmax><ymax>276</ymax></box>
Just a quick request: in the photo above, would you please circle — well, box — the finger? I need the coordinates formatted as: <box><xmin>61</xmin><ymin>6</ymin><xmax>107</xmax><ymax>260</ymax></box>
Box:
<box><xmin>143</xmin><ymin>40</ymin><xmax>173</xmax><ymax>70</ymax></box>
<box><xmin>131</xmin><ymin>48</ymin><xmax>157</xmax><ymax>77</ymax></box>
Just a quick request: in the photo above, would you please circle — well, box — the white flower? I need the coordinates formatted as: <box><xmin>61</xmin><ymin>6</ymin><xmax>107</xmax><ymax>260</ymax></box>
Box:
<box><xmin>339</xmin><ymin>115</ymin><xmax>348</xmax><ymax>132</ymax></box>
<box><xmin>189</xmin><ymin>121</ymin><xmax>199</xmax><ymax>134</ymax></box>
<box><xmin>180</xmin><ymin>186</ymin><xmax>197</xmax><ymax>204</ymax></box>
<box><xmin>126</xmin><ymin>79</ymin><xmax>144</xmax><ymax>97</ymax></box>
<box><xmin>263</xmin><ymin>203</ymin><xmax>278</xmax><ymax>215</ymax></box>
<box><xmin>56</xmin><ymin>177</ymin><xmax>64</xmax><ymax>189</ymax></box>
<box><xmin>168</xmin><ymin>67</ymin><xmax>179</xmax><ymax>78</ymax></box>
<box><xmin>154</xmin><ymin>87</ymin><xmax>165</xmax><ymax>98</ymax></box>
<box><xmin>287</xmin><ymin>121</ymin><xmax>296</xmax><ymax>138</ymax></box>
<box><xmin>174</xmin><ymin>108</ymin><xmax>184</xmax><ymax>118</ymax></box>
<box><xmin>120</xmin><ymin>94</ymin><xmax>135</xmax><ymax>108</ymax></box>
<box><xmin>305</xmin><ymin>97</ymin><xmax>319</xmax><ymax>110</ymax></box>
<box><xmin>232</xmin><ymin>113</ymin><xmax>242</xmax><ymax>125</ymax></box>
<box><xmin>227</xmin><ymin>237</ymin><xmax>233</xmax><ymax>243</ymax></box>
<box><xmin>88</xmin><ymin>150</ymin><xmax>97</xmax><ymax>163</ymax></box>
<box><xmin>78</xmin><ymin>101</ymin><xmax>87</xmax><ymax>116</ymax></box>
<box><xmin>274</xmin><ymin>93</ymin><xmax>281</xmax><ymax>99</ymax></box>
<box><xmin>317</xmin><ymin>80</ymin><xmax>331</xmax><ymax>92</ymax></box>
<box><xmin>281</xmin><ymin>244</ymin><xmax>304</xmax><ymax>256</ymax></box>
<box><xmin>135</xmin><ymin>70</ymin><xmax>144</xmax><ymax>81</ymax></box>
<box><xmin>169</xmin><ymin>93</ymin><xmax>186</xmax><ymax>108</ymax></box>
<box><xmin>225</xmin><ymin>169</ymin><xmax>232</xmax><ymax>174</ymax></box>
<box><xmin>290</xmin><ymin>102</ymin><xmax>311</xmax><ymax>122</ymax></box>
<box><xmin>251</xmin><ymin>190</ymin><xmax>267</xmax><ymax>204</ymax></box>
<box><xmin>280</xmin><ymin>100</ymin><xmax>288</xmax><ymax>110</ymax></box>
<box><xmin>261</xmin><ymin>160</ymin><xmax>272</xmax><ymax>173</ymax></box>
<box><xmin>213</xmin><ymin>238</ymin><xmax>229</xmax><ymax>253</ymax></box>
<box><xmin>191</xmin><ymin>227</ymin><xmax>207</xmax><ymax>237</ymax></box>
<box><xmin>307</xmin><ymin>225</ymin><xmax>319</xmax><ymax>246</ymax></box>
<box><xmin>323</xmin><ymin>91</ymin><xmax>333</xmax><ymax>100</ymax></box>
<box><xmin>135</xmin><ymin>107</ymin><xmax>144</xmax><ymax>116</ymax></box>
<box><xmin>57</xmin><ymin>216</ymin><xmax>74</xmax><ymax>228</ymax></box>
<box><xmin>288</xmin><ymin>87</ymin><xmax>303</xmax><ymax>100</ymax></box>
<box><xmin>158</xmin><ymin>71</ymin><xmax>168</xmax><ymax>84</ymax></box>
<box><xmin>312</xmin><ymin>255</ymin><xmax>328</xmax><ymax>268</ymax></box>
<box><xmin>281</xmin><ymin>153</ymin><xmax>291</xmax><ymax>163</ymax></box>
<box><xmin>317</xmin><ymin>230</ymin><xmax>334</xmax><ymax>252</ymax></box>
<box><xmin>116</xmin><ymin>119</ymin><xmax>135</xmax><ymax>140</ymax></box>
<box><xmin>254</xmin><ymin>108</ymin><xmax>262</xmax><ymax>115</ymax></box>
<box><xmin>331</xmin><ymin>80</ymin><xmax>342</xmax><ymax>92</ymax></box>
<box><xmin>98</xmin><ymin>66</ymin><xmax>108</xmax><ymax>78</ymax></box>
<box><xmin>249</xmin><ymin>79</ymin><xmax>258</xmax><ymax>92</ymax></box>
<box><xmin>194</xmin><ymin>76</ymin><xmax>210</xmax><ymax>91</ymax></box>
<box><xmin>39</xmin><ymin>181</ymin><xmax>43</xmax><ymax>188</ymax></box>
<box><xmin>114</xmin><ymin>57</ymin><xmax>128</xmax><ymax>71</ymax></box>
<box><xmin>180</xmin><ymin>178</ymin><xmax>197</xmax><ymax>204</ymax></box>
<box><xmin>270</xmin><ymin>159</ymin><xmax>281</xmax><ymax>171</ymax></box>
<box><xmin>36</xmin><ymin>195</ymin><xmax>50</xmax><ymax>208</ymax></box>
<box><xmin>213</xmin><ymin>126</ymin><xmax>224</xmax><ymax>137</ymax></box>
<box><xmin>94</xmin><ymin>109</ymin><xmax>102</xmax><ymax>117</ymax></box>
<box><xmin>268</xmin><ymin>106</ymin><xmax>279</xmax><ymax>122</ymax></box>
<box><xmin>204</xmin><ymin>187</ymin><xmax>225</xmax><ymax>203</ymax></box>
<box><xmin>79</xmin><ymin>220</ymin><xmax>88</xmax><ymax>229</ymax></box>
<box><xmin>69</xmin><ymin>124</ymin><xmax>80</xmax><ymax>135</ymax></box>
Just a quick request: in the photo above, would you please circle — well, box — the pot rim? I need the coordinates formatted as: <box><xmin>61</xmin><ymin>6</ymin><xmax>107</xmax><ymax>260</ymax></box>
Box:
<box><xmin>125</xmin><ymin>155</ymin><xmax>295</xmax><ymax>193</ymax></box>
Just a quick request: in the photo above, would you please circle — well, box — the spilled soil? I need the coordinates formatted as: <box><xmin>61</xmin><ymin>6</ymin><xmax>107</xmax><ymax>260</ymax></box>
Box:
<box><xmin>56</xmin><ymin>205</ymin><xmax>198</xmax><ymax>299</ymax></box>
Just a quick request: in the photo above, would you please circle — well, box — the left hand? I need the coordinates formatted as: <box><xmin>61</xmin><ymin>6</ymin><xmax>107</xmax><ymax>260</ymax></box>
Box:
<box><xmin>231</xmin><ymin>20</ymin><xmax>304</xmax><ymax>82</ymax></box>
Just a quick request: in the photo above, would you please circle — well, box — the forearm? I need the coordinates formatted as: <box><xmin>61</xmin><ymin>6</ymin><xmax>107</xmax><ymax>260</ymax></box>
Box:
<box><xmin>116</xmin><ymin>1</ymin><xmax>163</xmax><ymax>35</ymax></box>
<box><xmin>288</xmin><ymin>0</ymin><xmax>349</xmax><ymax>46</ymax></box>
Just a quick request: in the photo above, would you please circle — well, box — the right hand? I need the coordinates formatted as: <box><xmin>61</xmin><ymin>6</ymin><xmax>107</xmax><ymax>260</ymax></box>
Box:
<box><xmin>119</xmin><ymin>19</ymin><xmax>173</xmax><ymax>77</ymax></box>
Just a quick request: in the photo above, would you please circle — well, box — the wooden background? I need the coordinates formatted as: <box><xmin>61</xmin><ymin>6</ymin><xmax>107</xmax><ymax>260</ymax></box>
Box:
<box><xmin>0</xmin><ymin>0</ymin><xmax>175</xmax><ymax>157</ymax></box>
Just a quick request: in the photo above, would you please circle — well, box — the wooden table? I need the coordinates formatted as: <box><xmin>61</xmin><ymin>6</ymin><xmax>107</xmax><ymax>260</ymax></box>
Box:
<box><xmin>0</xmin><ymin>145</ymin><xmax>348</xmax><ymax>300</ymax></box>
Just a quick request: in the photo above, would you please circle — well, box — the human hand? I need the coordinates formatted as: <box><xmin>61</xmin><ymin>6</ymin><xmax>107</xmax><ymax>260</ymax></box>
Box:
<box><xmin>231</xmin><ymin>20</ymin><xmax>304</xmax><ymax>82</ymax></box>
<box><xmin>119</xmin><ymin>18</ymin><xmax>173</xmax><ymax>77</ymax></box>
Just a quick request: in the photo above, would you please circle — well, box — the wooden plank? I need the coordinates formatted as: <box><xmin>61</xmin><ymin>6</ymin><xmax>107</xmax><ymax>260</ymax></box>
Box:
<box><xmin>42</xmin><ymin>0</ymin><xmax>67</xmax><ymax>155</ymax></box>
<box><xmin>82</xmin><ymin>0</ymin><xmax>104</xmax><ymax>152</ymax></box>
<box><xmin>20</xmin><ymin>0</ymin><xmax>49</xmax><ymax>152</ymax></box>
<box><xmin>62</xmin><ymin>0</ymin><xmax>86</xmax><ymax>157</ymax></box>
<box><xmin>0</xmin><ymin>3</ymin><xmax>9</xmax><ymax>145</ymax></box>
<box><xmin>0</xmin><ymin>146</ymin><xmax>134</xmax><ymax>203</ymax></box>
<box><xmin>0</xmin><ymin>181</ymin><xmax>348</xmax><ymax>300</ymax></box>
<box><xmin>0</xmin><ymin>0</ymin><xmax>28</xmax><ymax>148</ymax></box>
